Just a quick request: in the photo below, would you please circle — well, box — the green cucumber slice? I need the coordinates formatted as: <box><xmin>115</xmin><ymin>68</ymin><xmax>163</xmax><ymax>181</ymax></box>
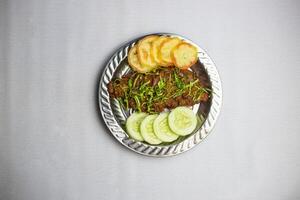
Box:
<box><xmin>153</xmin><ymin>112</ymin><xmax>179</xmax><ymax>142</ymax></box>
<box><xmin>140</xmin><ymin>114</ymin><xmax>162</xmax><ymax>145</ymax></box>
<box><xmin>168</xmin><ymin>107</ymin><xmax>197</xmax><ymax>136</ymax></box>
<box><xmin>126</xmin><ymin>112</ymin><xmax>148</xmax><ymax>141</ymax></box>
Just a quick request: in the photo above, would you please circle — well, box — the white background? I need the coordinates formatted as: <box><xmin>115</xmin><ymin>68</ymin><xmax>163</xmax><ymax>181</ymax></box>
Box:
<box><xmin>1</xmin><ymin>0</ymin><xmax>300</xmax><ymax>199</ymax></box>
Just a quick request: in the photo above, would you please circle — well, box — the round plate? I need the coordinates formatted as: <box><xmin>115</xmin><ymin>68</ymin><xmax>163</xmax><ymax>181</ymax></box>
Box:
<box><xmin>98</xmin><ymin>33</ymin><xmax>222</xmax><ymax>157</ymax></box>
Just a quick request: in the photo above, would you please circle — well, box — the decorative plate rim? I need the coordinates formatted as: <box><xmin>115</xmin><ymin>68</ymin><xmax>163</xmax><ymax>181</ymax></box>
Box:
<box><xmin>98</xmin><ymin>33</ymin><xmax>222</xmax><ymax>157</ymax></box>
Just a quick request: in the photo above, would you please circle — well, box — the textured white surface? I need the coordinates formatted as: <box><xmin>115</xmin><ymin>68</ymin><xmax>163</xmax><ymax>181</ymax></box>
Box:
<box><xmin>0</xmin><ymin>0</ymin><xmax>300</xmax><ymax>199</ymax></box>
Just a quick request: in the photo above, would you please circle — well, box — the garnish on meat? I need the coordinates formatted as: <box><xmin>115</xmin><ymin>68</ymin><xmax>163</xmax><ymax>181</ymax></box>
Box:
<box><xmin>108</xmin><ymin>67</ymin><xmax>210</xmax><ymax>113</ymax></box>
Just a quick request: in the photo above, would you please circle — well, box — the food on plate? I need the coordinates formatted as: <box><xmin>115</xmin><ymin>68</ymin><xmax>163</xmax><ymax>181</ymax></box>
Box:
<box><xmin>140</xmin><ymin>114</ymin><xmax>162</xmax><ymax>144</ymax></box>
<box><xmin>137</xmin><ymin>35</ymin><xmax>159</xmax><ymax>70</ymax></box>
<box><xmin>128</xmin><ymin>46</ymin><xmax>149</xmax><ymax>73</ymax></box>
<box><xmin>150</xmin><ymin>36</ymin><xmax>169</xmax><ymax>66</ymax></box>
<box><xmin>168</xmin><ymin>107</ymin><xmax>197</xmax><ymax>136</ymax></box>
<box><xmin>126</xmin><ymin>112</ymin><xmax>148</xmax><ymax>141</ymax></box>
<box><xmin>172</xmin><ymin>42</ymin><xmax>198</xmax><ymax>69</ymax></box>
<box><xmin>158</xmin><ymin>37</ymin><xmax>182</xmax><ymax>66</ymax></box>
<box><xmin>108</xmin><ymin>67</ymin><xmax>210</xmax><ymax>113</ymax></box>
<box><xmin>153</xmin><ymin>112</ymin><xmax>179</xmax><ymax>142</ymax></box>
<box><xmin>108</xmin><ymin>34</ymin><xmax>210</xmax><ymax>144</ymax></box>
<box><xmin>127</xmin><ymin>35</ymin><xmax>199</xmax><ymax>72</ymax></box>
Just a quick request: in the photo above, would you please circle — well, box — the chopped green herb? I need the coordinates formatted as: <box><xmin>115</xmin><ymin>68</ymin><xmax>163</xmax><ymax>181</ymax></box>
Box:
<box><xmin>133</xmin><ymin>95</ymin><xmax>141</xmax><ymax>112</ymax></box>
<box><xmin>110</xmin><ymin>68</ymin><xmax>211</xmax><ymax>113</ymax></box>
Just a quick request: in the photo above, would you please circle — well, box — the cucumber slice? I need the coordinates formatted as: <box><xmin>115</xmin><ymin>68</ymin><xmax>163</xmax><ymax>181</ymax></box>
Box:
<box><xmin>140</xmin><ymin>114</ymin><xmax>162</xmax><ymax>145</ymax></box>
<box><xmin>168</xmin><ymin>107</ymin><xmax>197</xmax><ymax>136</ymax></box>
<box><xmin>153</xmin><ymin>112</ymin><xmax>179</xmax><ymax>142</ymax></box>
<box><xmin>126</xmin><ymin>112</ymin><xmax>148</xmax><ymax>141</ymax></box>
